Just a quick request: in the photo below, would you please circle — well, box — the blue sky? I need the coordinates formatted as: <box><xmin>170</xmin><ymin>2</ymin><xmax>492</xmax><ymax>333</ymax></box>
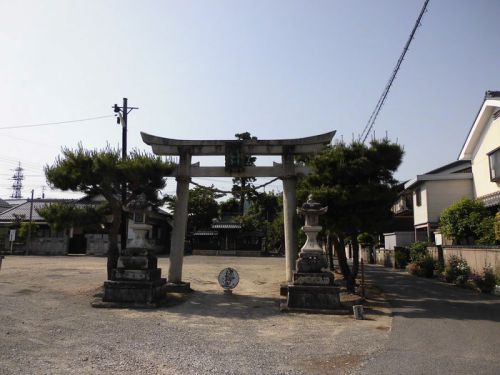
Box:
<box><xmin>1</xmin><ymin>0</ymin><xmax>499</xmax><ymax>199</ymax></box>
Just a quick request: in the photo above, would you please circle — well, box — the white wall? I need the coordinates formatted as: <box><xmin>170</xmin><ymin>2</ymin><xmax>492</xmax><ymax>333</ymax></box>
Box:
<box><xmin>384</xmin><ymin>231</ymin><xmax>414</xmax><ymax>250</ymax></box>
<box><xmin>471</xmin><ymin>116</ymin><xmax>500</xmax><ymax>198</ymax></box>
<box><xmin>413</xmin><ymin>185</ymin><xmax>428</xmax><ymax>225</ymax></box>
<box><xmin>426</xmin><ymin>179</ymin><xmax>474</xmax><ymax>223</ymax></box>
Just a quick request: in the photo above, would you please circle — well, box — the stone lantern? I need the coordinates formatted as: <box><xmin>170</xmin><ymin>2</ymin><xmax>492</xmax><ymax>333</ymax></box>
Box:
<box><xmin>296</xmin><ymin>194</ymin><xmax>328</xmax><ymax>273</ymax></box>
<box><xmin>99</xmin><ymin>194</ymin><xmax>167</xmax><ymax>307</ymax></box>
<box><xmin>126</xmin><ymin>193</ymin><xmax>153</xmax><ymax>252</ymax></box>
<box><xmin>282</xmin><ymin>194</ymin><xmax>344</xmax><ymax>313</ymax></box>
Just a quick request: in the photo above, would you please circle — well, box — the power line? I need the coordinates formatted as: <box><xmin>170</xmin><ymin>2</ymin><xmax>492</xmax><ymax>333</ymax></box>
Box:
<box><xmin>0</xmin><ymin>114</ymin><xmax>115</xmax><ymax>130</ymax></box>
<box><xmin>360</xmin><ymin>0</ymin><xmax>430</xmax><ymax>143</ymax></box>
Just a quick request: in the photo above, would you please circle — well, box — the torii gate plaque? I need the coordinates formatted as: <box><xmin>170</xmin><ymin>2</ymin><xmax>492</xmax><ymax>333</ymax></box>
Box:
<box><xmin>141</xmin><ymin>131</ymin><xmax>335</xmax><ymax>287</ymax></box>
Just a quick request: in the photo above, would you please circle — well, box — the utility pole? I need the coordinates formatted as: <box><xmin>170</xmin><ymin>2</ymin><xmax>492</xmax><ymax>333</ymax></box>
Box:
<box><xmin>27</xmin><ymin>189</ymin><xmax>34</xmax><ymax>255</ymax></box>
<box><xmin>113</xmin><ymin>98</ymin><xmax>138</xmax><ymax>251</ymax></box>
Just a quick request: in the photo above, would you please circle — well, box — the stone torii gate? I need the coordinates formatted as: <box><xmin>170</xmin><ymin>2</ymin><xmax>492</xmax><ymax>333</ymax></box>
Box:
<box><xmin>141</xmin><ymin>131</ymin><xmax>335</xmax><ymax>286</ymax></box>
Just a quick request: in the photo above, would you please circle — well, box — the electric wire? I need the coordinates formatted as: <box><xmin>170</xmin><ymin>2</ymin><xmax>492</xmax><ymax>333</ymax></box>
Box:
<box><xmin>359</xmin><ymin>0</ymin><xmax>430</xmax><ymax>143</ymax></box>
<box><xmin>0</xmin><ymin>114</ymin><xmax>115</xmax><ymax>130</ymax></box>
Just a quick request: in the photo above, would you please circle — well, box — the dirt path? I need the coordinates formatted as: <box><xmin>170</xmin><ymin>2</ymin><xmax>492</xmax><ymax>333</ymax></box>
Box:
<box><xmin>0</xmin><ymin>255</ymin><xmax>391</xmax><ymax>375</ymax></box>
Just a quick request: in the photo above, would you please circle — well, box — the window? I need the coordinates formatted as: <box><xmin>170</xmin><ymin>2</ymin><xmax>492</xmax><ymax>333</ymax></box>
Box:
<box><xmin>415</xmin><ymin>187</ymin><xmax>422</xmax><ymax>207</ymax></box>
<box><xmin>488</xmin><ymin>147</ymin><xmax>500</xmax><ymax>182</ymax></box>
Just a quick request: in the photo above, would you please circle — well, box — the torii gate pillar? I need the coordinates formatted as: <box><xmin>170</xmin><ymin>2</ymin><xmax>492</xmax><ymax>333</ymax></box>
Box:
<box><xmin>282</xmin><ymin>150</ymin><xmax>298</xmax><ymax>282</ymax></box>
<box><xmin>169</xmin><ymin>149</ymin><xmax>191</xmax><ymax>284</ymax></box>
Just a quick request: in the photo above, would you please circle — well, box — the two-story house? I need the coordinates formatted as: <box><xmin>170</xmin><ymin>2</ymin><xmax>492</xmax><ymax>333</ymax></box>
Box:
<box><xmin>458</xmin><ymin>90</ymin><xmax>500</xmax><ymax>208</ymax></box>
<box><xmin>405</xmin><ymin>90</ymin><xmax>500</xmax><ymax>242</ymax></box>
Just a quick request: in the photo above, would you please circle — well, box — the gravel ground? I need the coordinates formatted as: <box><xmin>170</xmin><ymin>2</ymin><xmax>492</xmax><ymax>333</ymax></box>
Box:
<box><xmin>0</xmin><ymin>255</ymin><xmax>391</xmax><ymax>375</ymax></box>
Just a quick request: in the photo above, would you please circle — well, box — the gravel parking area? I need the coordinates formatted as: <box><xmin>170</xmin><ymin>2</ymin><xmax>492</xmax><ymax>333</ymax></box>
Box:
<box><xmin>0</xmin><ymin>255</ymin><xmax>391</xmax><ymax>375</ymax></box>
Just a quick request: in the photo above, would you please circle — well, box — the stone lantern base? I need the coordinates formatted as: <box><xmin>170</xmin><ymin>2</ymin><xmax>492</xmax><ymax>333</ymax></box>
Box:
<box><xmin>282</xmin><ymin>269</ymin><xmax>345</xmax><ymax>313</ymax></box>
<box><xmin>282</xmin><ymin>252</ymin><xmax>346</xmax><ymax>313</ymax></box>
<box><xmin>286</xmin><ymin>284</ymin><xmax>341</xmax><ymax>310</ymax></box>
<box><xmin>94</xmin><ymin>249</ymin><xmax>167</xmax><ymax>308</ymax></box>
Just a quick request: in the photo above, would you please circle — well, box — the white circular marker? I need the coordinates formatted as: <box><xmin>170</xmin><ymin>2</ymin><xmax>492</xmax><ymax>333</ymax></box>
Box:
<box><xmin>218</xmin><ymin>267</ymin><xmax>239</xmax><ymax>293</ymax></box>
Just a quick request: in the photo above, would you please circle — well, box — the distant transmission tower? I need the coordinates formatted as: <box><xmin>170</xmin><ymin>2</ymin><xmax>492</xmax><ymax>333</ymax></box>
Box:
<box><xmin>11</xmin><ymin>162</ymin><xmax>24</xmax><ymax>198</ymax></box>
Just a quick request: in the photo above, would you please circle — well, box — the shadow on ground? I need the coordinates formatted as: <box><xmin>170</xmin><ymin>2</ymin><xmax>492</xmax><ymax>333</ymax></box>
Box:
<box><xmin>366</xmin><ymin>265</ymin><xmax>500</xmax><ymax>322</ymax></box>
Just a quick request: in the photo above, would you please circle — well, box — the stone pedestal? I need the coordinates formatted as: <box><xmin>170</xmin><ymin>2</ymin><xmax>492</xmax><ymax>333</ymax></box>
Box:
<box><xmin>287</xmin><ymin>284</ymin><xmax>341</xmax><ymax>310</ymax></box>
<box><xmin>101</xmin><ymin>248</ymin><xmax>167</xmax><ymax>307</ymax></box>
<box><xmin>284</xmin><ymin>270</ymin><xmax>343</xmax><ymax>313</ymax></box>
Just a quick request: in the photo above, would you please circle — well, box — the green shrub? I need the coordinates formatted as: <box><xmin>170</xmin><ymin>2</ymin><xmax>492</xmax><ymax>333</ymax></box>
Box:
<box><xmin>406</xmin><ymin>262</ymin><xmax>420</xmax><ymax>276</ymax></box>
<box><xmin>415</xmin><ymin>255</ymin><xmax>436</xmax><ymax>278</ymax></box>
<box><xmin>409</xmin><ymin>241</ymin><xmax>428</xmax><ymax>262</ymax></box>
<box><xmin>357</xmin><ymin>232</ymin><xmax>374</xmax><ymax>247</ymax></box>
<box><xmin>471</xmin><ymin>267</ymin><xmax>497</xmax><ymax>293</ymax></box>
<box><xmin>439</xmin><ymin>198</ymin><xmax>494</xmax><ymax>244</ymax></box>
<box><xmin>434</xmin><ymin>261</ymin><xmax>444</xmax><ymax>275</ymax></box>
<box><xmin>444</xmin><ymin>255</ymin><xmax>470</xmax><ymax>285</ymax></box>
<box><xmin>17</xmin><ymin>222</ymin><xmax>39</xmax><ymax>240</ymax></box>
<box><xmin>476</xmin><ymin>216</ymin><xmax>497</xmax><ymax>245</ymax></box>
<box><xmin>495</xmin><ymin>212</ymin><xmax>500</xmax><ymax>241</ymax></box>
<box><xmin>407</xmin><ymin>255</ymin><xmax>435</xmax><ymax>278</ymax></box>
<box><xmin>394</xmin><ymin>246</ymin><xmax>410</xmax><ymax>268</ymax></box>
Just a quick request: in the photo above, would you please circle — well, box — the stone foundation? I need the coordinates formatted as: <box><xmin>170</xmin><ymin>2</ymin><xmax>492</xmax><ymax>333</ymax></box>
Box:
<box><xmin>283</xmin><ymin>270</ymin><xmax>344</xmax><ymax>313</ymax></box>
<box><xmin>103</xmin><ymin>278</ymin><xmax>166</xmax><ymax>305</ymax></box>
<box><xmin>99</xmin><ymin>250</ymin><xmax>167</xmax><ymax>307</ymax></box>
<box><xmin>286</xmin><ymin>284</ymin><xmax>341</xmax><ymax>310</ymax></box>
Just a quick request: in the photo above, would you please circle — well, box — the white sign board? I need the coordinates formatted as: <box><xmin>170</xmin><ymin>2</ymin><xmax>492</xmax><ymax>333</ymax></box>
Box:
<box><xmin>9</xmin><ymin>230</ymin><xmax>16</xmax><ymax>242</ymax></box>
<box><xmin>435</xmin><ymin>232</ymin><xmax>442</xmax><ymax>246</ymax></box>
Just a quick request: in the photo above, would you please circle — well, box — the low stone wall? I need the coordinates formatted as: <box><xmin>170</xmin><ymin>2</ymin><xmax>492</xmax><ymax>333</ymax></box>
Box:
<box><xmin>377</xmin><ymin>245</ymin><xmax>500</xmax><ymax>275</ymax></box>
<box><xmin>3</xmin><ymin>237</ymin><xmax>69</xmax><ymax>256</ymax></box>
<box><xmin>85</xmin><ymin>235</ymin><xmax>110</xmax><ymax>256</ymax></box>
<box><xmin>375</xmin><ymin>248</ymin><xmax>394</xmax><ymax>268</ymax></box>
<box><xmin>442</xmin><ymin>246</ymin><xmax>500</xmax><ymax>275</ymax></box>
<box><xmin>359</xmin><ymin>246</ymin><xmax>378</xmax><ymax>264</ymax></box>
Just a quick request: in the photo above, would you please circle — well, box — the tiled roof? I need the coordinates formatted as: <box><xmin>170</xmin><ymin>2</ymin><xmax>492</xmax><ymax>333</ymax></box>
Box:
<box><xmin>0</xmin><ymin>198</ymin><xmax>11</xmax><ymax>213</ymax></box>
<box><xmin>478</xmin><ymin>191</ymin><xmax>500</xmax><ymax>207</ymax></box>
<box><xmin>4</xmin><ymin>199</ymin><xmax>27</xmax><ymax>205</ymax></box>
<box><xmin>211</xmin><ymin>222</ymin><xmax>242</xmax><ymax>229</ymax></box>
<box><xmin>0</xmin><ymin>199</ymin><xmax>79</xmax><ymax>223</ymax></box>
<box><xmin>192</xmin><ymin>231</ymin><xmax>218</xmax><ymax>236</ymax></box>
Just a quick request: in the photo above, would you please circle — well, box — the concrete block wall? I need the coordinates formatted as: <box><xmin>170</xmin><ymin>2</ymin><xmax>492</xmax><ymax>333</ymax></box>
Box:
<box><xmin>443</xmin><ymin>246</ymin><xmax>500</xmax><ymax>275</ymax></box>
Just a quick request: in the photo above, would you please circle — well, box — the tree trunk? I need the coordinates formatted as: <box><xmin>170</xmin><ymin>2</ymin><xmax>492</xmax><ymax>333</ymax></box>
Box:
<box><xmin>334</xmin><ymin>235</ymin><xmax>352</xmax><ymax>284</ymax></box>
<box><xmin>326</xmin><ymin>232</ymin><xmax>334</xmax><ymax>270</ymax></box>
<box><xmin>107</xmin><ymin>204</ymin><xmax>122</xmax><ymax>280</ymax></box>
<box><xmin>239</xmin><ymin>179</ymin><xmax>246</xmax><ymax>216</ymax></box>
<box><xmin>345</xmin><ymin>234</ymin><xmax>360</xmax><ymax>293</ymax></box>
